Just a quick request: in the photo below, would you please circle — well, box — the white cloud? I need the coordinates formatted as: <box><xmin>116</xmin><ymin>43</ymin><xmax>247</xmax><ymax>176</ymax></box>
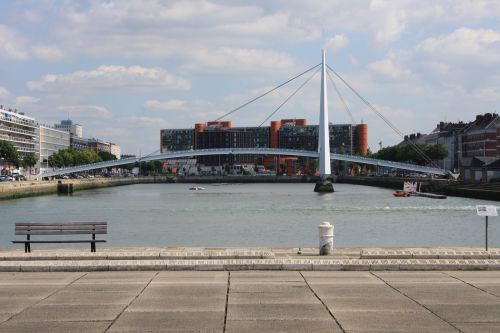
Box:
<box><xmin>127</xmin><ymin>116</ymin><xmax>168</xmax><ymax>129</ymax></box>
<box><xmin>57</xmin><ymin>105</ymin><xmax>113</xmax><ymax>119</ymax></box>
<box><xmin>0</xmin><ymin>86</ymin><xmax>10</xmax><ymax>99</ymax></box>
<box><xmin>0</xmin><ymin>25</ymin><xmax>28</xmax><ymax>60</ymax></box>
<box><xmin>27</xmin><ymin>65</ymin><xmax>191</xmax><ymax>93</ymax></box>
<box><xmin>32</xmin><ymin>44</ymin><xmax>65</xmax><ymax>62</ymax></box>
<box><xmin>368</xmin><ymin>58</ymin><xmax>413</xmax><ymax>79</ymax></box>
<box><xmin>417</xmin><ymin>28</ymin><xmax>500</xmax><ymax>64</ymax></box>
<box><xmin>144</xmin><ymin>99</ymin><xmax>186</xmax><ymax>112</ymax></box>
<box><xmin>325</xmin><ymin>34</ymin><xmax>349</xmax><ymax>53</ymax></box>
<box><xmin>182</xmin><ymin>47</ymin><xmax>299</xmax><ymax>74</ymax></box>
<box><xmin>15</xmin><ymin>96</ymin><xmax>40</xmax><ymax>107</ymax></box>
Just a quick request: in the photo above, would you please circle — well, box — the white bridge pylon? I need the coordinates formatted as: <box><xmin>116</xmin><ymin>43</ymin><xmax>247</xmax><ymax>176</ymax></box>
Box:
<box><xmin>318</xmin><ymin>49</ymin><xmax>331</xmax><ymax>179</ymax></box>
<box><xmin>39</xmin><ymin>147</ymin><xmax>449</xmax><ymax>178</ymax></box>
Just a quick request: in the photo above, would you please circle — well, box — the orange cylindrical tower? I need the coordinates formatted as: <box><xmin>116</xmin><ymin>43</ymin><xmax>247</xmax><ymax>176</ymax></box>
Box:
<box><xmin>357</xmin><ymin>124</ymin><xmax>368</xmax><ymax>156</ymax></box>
<box><xmin>195</xmin><ymin>123</ymin><xmax>205</xmax><ymax>133</ymax></box>
<box><xmin>207</xmin><ymin>121</ymin><xmax>220</xmax><ymax>127</ymax></box>
<box><xmin>270</xmin><ymin>120</ymin><xmax>281</xmax><ymax>148</ymax></box>
<box><xmin>295</xmin><ymin>119</ymin><xmax>307</xmax><ymax>126</ymax></box>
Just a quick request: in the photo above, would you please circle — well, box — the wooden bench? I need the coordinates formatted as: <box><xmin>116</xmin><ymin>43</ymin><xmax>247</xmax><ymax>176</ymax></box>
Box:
<box><xmin>12</xmin><ymin>222</ymin><xmax>107</xmax><ymax>253</ymax></box>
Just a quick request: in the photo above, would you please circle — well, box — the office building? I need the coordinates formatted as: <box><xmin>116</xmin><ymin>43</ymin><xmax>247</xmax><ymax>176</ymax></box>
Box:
<box><xmin>38</xmin><ymin>125</ymin><xmax>70</xmax><ymax>171</ymax></box>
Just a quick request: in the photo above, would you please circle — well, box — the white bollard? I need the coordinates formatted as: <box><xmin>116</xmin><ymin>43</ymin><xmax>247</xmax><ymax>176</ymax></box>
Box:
<box><xmin>318</xmin><ymin>221</ymin><xmax>334</xmax><ymax>255</ymax></box>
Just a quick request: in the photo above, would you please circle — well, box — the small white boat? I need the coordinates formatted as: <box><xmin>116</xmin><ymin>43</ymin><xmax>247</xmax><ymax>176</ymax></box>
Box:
<box><xmin>189</xmin><ymin>186</ymin><xmax>205</xmax><ymax>191</ymax></box>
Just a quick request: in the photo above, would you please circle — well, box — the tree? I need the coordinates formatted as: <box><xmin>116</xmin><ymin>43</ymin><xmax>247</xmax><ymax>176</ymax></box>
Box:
<box><xmin>21</xmin><ymin>152</ymin><xmax>38</xmax><ymax>174</ymax></box>
<box><xmin>98</xmin><ymin>151</ymin><xmax>117</xmax><ymax>161</ymax></box>
<box><xmin>77</xmin><ymin>150</ymin><xmax>101</xmax><ymax>165</ymax></box>
<box><xmin>0</xmin><ymin>140</ymin><xmax>20</xmax><ymax>168</ymax></box>
<box><xmin>425</xmin><ymin>144</ymin><xmax>448</xmax><ymax>161</ymax></box>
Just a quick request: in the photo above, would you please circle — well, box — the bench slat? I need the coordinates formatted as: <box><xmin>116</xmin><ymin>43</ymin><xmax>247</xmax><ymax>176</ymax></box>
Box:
<box><xmin>15</xmin><ymin>222</ymin><xmax>107</xmax><ymax>226</ymax></box>
<box><xmin>15</xmin><ymin>226</ymin><xmax>107</xmax><ymax>232</ymax></box>
<box><xmin>12</xmin><ymin>240</ymin><xmax>107</xmax><ymax>244</ymax></box>
<box><xmin>15</xmin><ymin>230</ymin><xmax>107</xmax><ymax>235</ymax></box>
<box><xmin>16</xmin><ymin>225</ymin><xmax>107</xmax><ymax>229</ymax></box>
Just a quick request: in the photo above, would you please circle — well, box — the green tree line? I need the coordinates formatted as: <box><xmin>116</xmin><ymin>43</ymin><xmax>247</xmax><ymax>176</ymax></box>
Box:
<box><xmin>371</xmin><ymin>143</ymin><xmax>448</xmax><ymax>165</ymax></box>
<box><xmin>0</xmin><ymin>140</ymin><xmax>38</xmax><ymax>171</ymax></box>
<box><xmin>48</xmin><ymin>148</ymin><xmax>116</xmax><ymax>168</ymax></box>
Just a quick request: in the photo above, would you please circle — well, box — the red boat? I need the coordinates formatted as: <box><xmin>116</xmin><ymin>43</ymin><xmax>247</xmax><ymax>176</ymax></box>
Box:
<box><xmin>393</xmin><ymin>191</ymin><xmax>410</xmax><ymax>197</ymax></box>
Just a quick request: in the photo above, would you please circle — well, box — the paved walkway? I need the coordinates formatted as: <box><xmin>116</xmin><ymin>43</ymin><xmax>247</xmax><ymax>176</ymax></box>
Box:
<box><xmin>0</xmin><ymin>271</ymin><xmax>500</xmax><ymax>332</ymax></box>
<box><xmin>1</xmin><ymin>247</ymin><xmax>500</xmax><ymax>271</ymax></box>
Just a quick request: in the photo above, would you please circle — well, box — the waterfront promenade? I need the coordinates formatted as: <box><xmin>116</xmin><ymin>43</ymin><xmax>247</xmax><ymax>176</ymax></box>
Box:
<box><xmin>1</xmin><ymin>248</ymin><xmax>500</xmax><ymax>332</ymax></box>
<box><xmin>1</xmin><ymin>269</ymin><xmax>500</xmax><ymax>332</ymax></box>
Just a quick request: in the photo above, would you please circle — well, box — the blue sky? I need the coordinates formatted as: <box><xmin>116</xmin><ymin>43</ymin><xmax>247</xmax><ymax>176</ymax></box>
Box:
<box><xmin>1</xmin><ymin>0</ymin><xmax>499</xmax><ymax>155</ymax></box>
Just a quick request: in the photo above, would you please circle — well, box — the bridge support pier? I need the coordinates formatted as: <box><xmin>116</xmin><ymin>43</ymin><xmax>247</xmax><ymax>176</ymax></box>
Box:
<box><xmin>314</xmin><ymin>178</ymin><xmax>334</xmax><ymax>193</ymax></box>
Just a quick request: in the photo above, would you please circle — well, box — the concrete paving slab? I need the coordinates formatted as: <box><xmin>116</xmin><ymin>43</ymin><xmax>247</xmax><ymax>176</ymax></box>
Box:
<box><xmin>225</xmin><ymin>319</ymin><xmax>342</xmax><ymax>333</ymax></box>
<box><xmin>0</xmin><ymin>272</ymin><xmax>82</xmax><ymax>285</ymax></box>
<box><xmin>230</xmin><ymin>282</ymin><xmax>309</xmax><ymax>293</ymax></box>
<box><xmin>128</xmin><ymin>296</ymin><xmax>226</xmax><ymax>311</ymax></box>
<box><xmin>108</xmin><ymin>311</ymin><xmax>225</xmax><ymax>332</ymax></box>
<box><xmin>427</xmin><ymin>304</ymin><xmax>500</xmax><ymax>323</ymax></box>
<box><xmin>312</xmin><ymin>285</ymin><xmax>402</xmax><ymax>299</ymax></box>
<box><xmin>40</xmin><ymin>291</ymin><xmax>138</xmax><ymax>305</ymax></box>
<box><xmin>305</xmin><ymin>276</ymin><xmax>385</xmax><ymax>285</ymax></box>
<box><xmin>0</xmin><ymin>285</ymin><xmax>60</xmax><ymax>298</ymax></box>
<box><xmin>0</xmin><ymin>314</ymin><xmax>13</xmax><ymax>323</ymax></box>
<box><xmin>453</xmin><ymin>322</ymin><xmax>500</xmax><ymax>333</ymax></box>
<box><xmin>374</xmin><ymin>271</ymin><xmax>458</xmax><ymax>283</ymax></box>
<box><xmin>323</xmin><ymin>297</ymin><xmax>424</xmax><ymax>312</ymax></box>
<box><xmin>76</xmin><ymin>271</ymin><xmax>156</xmax><ymax>283</ymax></box>
<box><xmin>0</xmin><ymin>320</ymin><xmax>111</xmax><ymax>333</ymax></box>
<box><xmin>64</xmin><ymin>283</ymin><xmax>146</xmax><ymax>293</ymax></box>
<box><xmin>445</xmin><ymin>271</ymin><xmax>500</xmax><ymax>284</ymax></box>
<box><xmin>394</xmin><ymin>284</ymin><xmax>500</xmax><ymax>304</ymax></box>
<box><xmin>0</xmin><ymin>298</ymin><xmax>40</xmax><ymax>313</ymax></box>
<box><xmin>12</xmin><ymin>304</ymin><xmax>125</xmax><ymax>322</ymax></box>
<box><xmin>139</xmin><ymin>285</ymin><xmax>227</xmax><ymax>299</ymax></box>
<box><xmin>231</xmin><ymin>271</ymin><xmax>303</xmax><ymax>282</ymax></box>
<box><xmin>152</xmin><ymin>271</ymin><xmax>227</xmax><ymax>284</ymax></box>
<box><xmin>333</xmin><ymin>311</ymin><xmax>458</xmax><ymax>332</ymax></box>
<box><xmin>227</xmin><ymin>304</ymin><xmax>331</xmax><ymax>320</ymax></box>
<box><xmin>303</xmin><ymin>271</ymin><xmax>374</xmax><ymax>278</ymax></box>
<box><xmin>476</xmin><ymin>285</ymin><xmax>500</xmax><ymax>297</ymax></box>
<box><xmin>229</xmin><ymin>291</ymin><xmax>320</xmax><ymax>304</ymax></box>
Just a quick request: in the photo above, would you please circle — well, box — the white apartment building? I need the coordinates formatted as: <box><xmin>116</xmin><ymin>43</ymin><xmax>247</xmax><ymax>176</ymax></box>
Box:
<box><xmin>110</xmin><ymin>143</ymin><xmax>121</xmax><ymax>159</ymax></box>
<box><xmin>38</xmin><ymin>125</ymin><xmax>70</xmax><ymax>171</ymax></box>
<box><xmin>0</xmin><ymin>106</ymin><xmax>38</xmax><ymax>172</ymax></box>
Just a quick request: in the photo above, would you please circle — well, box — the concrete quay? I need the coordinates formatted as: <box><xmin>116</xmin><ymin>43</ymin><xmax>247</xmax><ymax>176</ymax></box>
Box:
<box><xmin>1</xmin><ymin>270</ymin><xmax>500</xmax><ymax>332</ymax></box>
<box><xmin>1</xmin><ymin>247</ymin><xmax>500</xmax><ymax>272</ymax></box>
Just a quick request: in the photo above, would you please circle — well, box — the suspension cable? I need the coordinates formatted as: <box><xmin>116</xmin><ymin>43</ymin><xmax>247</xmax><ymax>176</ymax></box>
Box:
<box><xmin>326</xmin><ymin>64</ymin><xmax>437</xmax><ymax>167</ymax></box>
<box><xmin>258</xmin><ymin>67</ymin><xmax>320</xmax><ymax>127</ymax></box>
<box><xmin>326</xmin><ymin>70</ymin><xmax>356</xmax><ymax>125</ymax></box>
<box><xmin>214</xmin><ymin>63</ymin><xmax>321</xmax><ymax>121</ymax></box>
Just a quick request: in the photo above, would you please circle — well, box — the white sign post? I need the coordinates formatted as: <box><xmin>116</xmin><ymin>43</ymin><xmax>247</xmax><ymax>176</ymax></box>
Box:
<box><xmin>476</xmin><ymin>205</ymin><xmax>498</xmax><ymax>251</ymax></box>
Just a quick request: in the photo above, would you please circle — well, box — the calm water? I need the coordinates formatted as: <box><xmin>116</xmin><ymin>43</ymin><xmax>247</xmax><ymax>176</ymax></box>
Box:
<box><xmin>1</xmin><ymin>183</ymin><xmax>499</xmax><ymax>249</ymax></box>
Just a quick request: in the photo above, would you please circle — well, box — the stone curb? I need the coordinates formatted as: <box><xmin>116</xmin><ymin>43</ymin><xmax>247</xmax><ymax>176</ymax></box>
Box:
<box><xmin>0</xmin><ymin>251</ymin><xmax>275</xmax><ymax>261</ymax></box>
<box><xmin>1</xmin><ymin>258</ymin><xmax>499</xmax><ymax>272</ymax></box>
<box><xmin>361</xmin><ymin>250</ymin><xmax>500</xmax><ymax>260</ymax></box>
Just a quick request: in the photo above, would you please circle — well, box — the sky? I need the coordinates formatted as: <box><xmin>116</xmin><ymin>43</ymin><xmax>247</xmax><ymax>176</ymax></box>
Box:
<box><xmin>1</xmin><ymin>0</ymin><xmax>499</xmax><ymax>155</ymax></box>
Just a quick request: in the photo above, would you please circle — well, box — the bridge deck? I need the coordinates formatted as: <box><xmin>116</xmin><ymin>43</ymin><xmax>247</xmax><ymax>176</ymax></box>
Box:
<box><xmin>39</xmin><ymin>148</ymin><xmax>448</xmax><ymax>178</ymax></box>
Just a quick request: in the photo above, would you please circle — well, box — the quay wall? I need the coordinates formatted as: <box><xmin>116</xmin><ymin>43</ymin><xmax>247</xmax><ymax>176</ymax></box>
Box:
<box><xmin>336</xmin><ymin>176</ymin><xmax>451</xmax><ymax>192</ymax></box>
<box><xmin>0</xmin><ymin>176</ymin><xmax>172</xmax><ymax>201</ymax></box>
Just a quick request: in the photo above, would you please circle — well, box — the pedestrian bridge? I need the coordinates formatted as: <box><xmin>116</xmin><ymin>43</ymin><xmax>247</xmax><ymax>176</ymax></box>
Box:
<box><xmin>38</xmin><ymin>147</ymin><xmax>449</xmax><ymax>178</ymax></box>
